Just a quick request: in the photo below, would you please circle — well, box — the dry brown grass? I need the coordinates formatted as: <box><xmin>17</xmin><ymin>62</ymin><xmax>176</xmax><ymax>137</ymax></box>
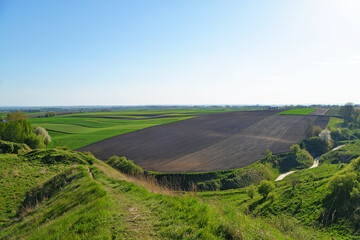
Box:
<box><xmin>94</xmin><ymin>162</ymin><xmax>174</xmax><ymax>196</ymax></box>
<box><xmin>124</xmin><ymin>174</ymin><xmax>174</xmax><ymax>196</ymax></box>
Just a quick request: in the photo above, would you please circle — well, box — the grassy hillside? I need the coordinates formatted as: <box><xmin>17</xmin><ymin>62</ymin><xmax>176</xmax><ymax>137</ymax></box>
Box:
<box><xmin>320</xmin><ymin>140</ymin><xmax>360</xmax><ymax>164</ymax></box>
<box><xmin>1</xmin><ymin>144</ymin><xmax>340</xmax><ymax>239</ymax></box>
<box><xmin>200</xmin><ymin>157</ymin><xmax>360</xmax><ymax>238</ymax></box>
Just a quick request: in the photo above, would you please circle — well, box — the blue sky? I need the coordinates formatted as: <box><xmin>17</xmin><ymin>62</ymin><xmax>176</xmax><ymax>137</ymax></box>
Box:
<box><xmin>1</xmin><ymin>0</ymin><xmax>359</xmax><ymax>106</ymax></box>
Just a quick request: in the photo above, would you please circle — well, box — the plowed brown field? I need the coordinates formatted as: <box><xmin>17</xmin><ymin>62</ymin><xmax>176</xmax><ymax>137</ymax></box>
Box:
<box><xmin>78</xmin><ymin>110</ymin><xmax>329</xmax><ymax>173</ymax></box>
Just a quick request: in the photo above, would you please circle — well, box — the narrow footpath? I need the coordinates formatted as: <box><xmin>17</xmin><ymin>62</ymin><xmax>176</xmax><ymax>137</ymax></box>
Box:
<box><xmin>275</xmin><ymin>145</ymin><xmax>345</xmax><ymax>181</ymax></box>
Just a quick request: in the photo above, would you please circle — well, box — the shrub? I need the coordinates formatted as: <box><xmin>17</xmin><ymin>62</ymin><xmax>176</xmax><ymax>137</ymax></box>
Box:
<box><xmin>197</xmin><ymin>179</ymin><xmax>221</xmax><ymax>191</ymax></box>
<box><xmin>265</xmin><ymin>149</ymin><xmax>272</xmax><ymax>160</ymax></box>
<box><xmin>24</xmin><ymin>148</ymin><xmax>93</xmax><ymax>165</ymax></box>
<box><xmin>289</xmin><ymin>175</ymin><xmax>300</xmax><ymax>189</ymax></box>
<box><xmin>319</xmin><ymin>129</ymin><xmax>333</xmax><ymax>148</ymax></box>
<box><xmin>45</xmin><ymin>111</ymin><xmax>56</xmax><ymax>117</ymax></box>
<box><xmin>303</xmin><ymin>137</ymin><xmax>327</xmax><ymax>157</ymax></box>
<box><xmin>267</xmin><ymin>192</ymin><xmax>276</xmax><ymax>202</ymax></box>
<box><xmin>0</xmin><ymin>113</ymin><xmax>45</xmax><ymax>149</ymax></box>
<box><xmin>24</xmin><ymin>134</ymin><xmax>45</xmax><ymax>149</ymax></box>
<box><xmin>247</xmin><ymin>184</ymin><xmax>256</xmax><ymax>199</ymax></box>
<box><xmin>290</xmin><ymin>144</ymin><xmax>301</xmax><ymax>154</ymax></box>
<box><xmin>258</xmin><ymin>180</ymin><xmax>275</xmax><ymax>199</ymax></box>
<box><xmin>35</xmin><ymin>127</ymin><xmax>51</xmax><ymax>145</ymax></box>
<box><xmin>0</xmin><ymin>140</ymin><xmax>31</xmax><ymax>154</ymax></box>
<box><xmin>6</xmin><ymin>111</ymin><xmax>28</xmax><ymax>121</ymax></box>
<box><xmin>305</xmin><ymin>119</ymin><xmax>322</xmax><ymax>138</ymax></box>
<box><xmin>107</xmin><ymin>155</ymin><xmax>144</xmax><ymax>176</ymax></box>
<box><xmin>327</xmin><ymin>172</ymin><xmax>358</xmax><ymax>198</ymax></box>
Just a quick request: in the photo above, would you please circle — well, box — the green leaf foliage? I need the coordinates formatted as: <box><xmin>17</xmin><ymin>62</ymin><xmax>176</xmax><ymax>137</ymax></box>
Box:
<box><xmin>107</xmin><ymin>155</ymin><xmax>144</xmax><ymax>176</ymax></box>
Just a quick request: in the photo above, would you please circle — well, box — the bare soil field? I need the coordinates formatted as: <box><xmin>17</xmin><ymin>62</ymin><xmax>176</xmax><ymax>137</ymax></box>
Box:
<box><xmin>309</xmin><ymin>108</ymin><xmax>329</xmax><ymax>116</ymax></box>
<box><xmin>78</xmin><ymin>110</ymin><xmax>329</xmax><ymax>173</ymax></box>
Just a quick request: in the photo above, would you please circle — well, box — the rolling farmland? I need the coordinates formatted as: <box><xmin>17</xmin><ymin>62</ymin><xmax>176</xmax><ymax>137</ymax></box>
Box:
<box><xmin>29</xmin><ymin>114</ymin><xmax>195</xmax><ymax>150</ymax></box>
<box><xmin>79</xmin><ymin>110</ymin><xmax>330</xmax><ymax>173</ymax></box>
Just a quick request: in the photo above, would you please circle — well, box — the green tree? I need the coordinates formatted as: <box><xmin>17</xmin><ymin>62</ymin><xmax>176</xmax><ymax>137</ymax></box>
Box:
<box><xmin>247</xmin><ymin>184</ymin><xmax>256</xmax><ymax>199</ymax></box>
<box><xmin>6</xmin><ymin>111</ymin><xmax>28</xmax><ymax>121</ymax></box>
<box><xmin>353</xmin><ymin>108</ymin><xmax>360</xmax><ymax>128</ymax></box>
<box><xmin>305</xmin><ymin>119</ymin><xmax>322</xmax><ymax>138</ymax></box>
<box><xmin>45</xmin><ymin>111</ymin><xmax>57</xmax><ymax>117</ymax></box>
<box><xmin>258</xmin><ymin>180</ymin><xmax>275</xmax><ymax>199</ymax></box>
<box><xmin>290</xmin><ymin>144</ymin><xmax>301</xmax><ymax>155</ymax></box>
<box><xmin>289</xmin><ymin>176</ymin><xmax>299</xmax><ymax>190</ymax></box>
<box><xmin>339</xmin><ymin>102</ymin><xmax>354</xmax><ymax>123</ymax></box>
<box><xmin>328</xmin><ymin>172</ymin><xmax>358</xmax><ymax>198</ymax></box>
<box><xmin>303</xmin><ymin>136</ymin><xmax>327</xmax><ymax>156</ymax></box>
<box><xmin>0</xmin><ymin>112</ymin><xmax>45</xmax><ymax>149</ymax></box>
<box><xmin>265</xmin><ymin>149</ymin><xmax>272</xmax><ymax>160</ymax></box>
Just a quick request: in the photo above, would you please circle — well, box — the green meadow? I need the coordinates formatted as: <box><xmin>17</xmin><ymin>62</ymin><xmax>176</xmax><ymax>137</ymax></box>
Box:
<box><xmin>29</xmin><ymin>115</ymin><xmax>194</xmax><ymax>150</ymax></box>
<box><xmin>277</xmin><ymin>108</ymin><xmax>316</xmax><ymax>115</ymax></box>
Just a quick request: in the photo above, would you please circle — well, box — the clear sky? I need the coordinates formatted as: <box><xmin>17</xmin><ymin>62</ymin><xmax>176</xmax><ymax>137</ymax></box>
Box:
<box><xmin>1</xmin><ymin>0</ymin><xmax>359</xmax><ymax>106</ymax></box>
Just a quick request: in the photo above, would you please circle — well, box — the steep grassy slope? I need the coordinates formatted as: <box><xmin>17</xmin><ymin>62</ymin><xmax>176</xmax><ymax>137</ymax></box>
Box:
<box><xmin>200</xmin><ymin>158</ymin><xmax>360</xmax><ymax>238</ymax></box>
<box><xmin>320</xmin><ymin>140</ymin><xmax>360</xmax><ymax>164</ymax></box>
<box><xmin>1</xmin><ymin>146</ymin><xmax>331</xmax><ymax>239</ymax></box>
<box><xmin>0</xmin><ymin>148</ymin><xmax>93</xmax><ymax>230</ymax></box>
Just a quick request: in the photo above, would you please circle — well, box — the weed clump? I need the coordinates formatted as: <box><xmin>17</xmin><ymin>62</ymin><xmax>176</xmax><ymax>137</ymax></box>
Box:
<box><xmin>107</xmin><ymin>155</ymin><xmax>144</xmax><ymax>176</ymax></box>
<box><xmin>23</xmin><ymin>148</ymin><xmax>94</xmax><ymax>165</ymax></box>
<box><xmin>0</xmin><ymin>140</ymin><xmax>31</xmax><ymax>154</ymax></box>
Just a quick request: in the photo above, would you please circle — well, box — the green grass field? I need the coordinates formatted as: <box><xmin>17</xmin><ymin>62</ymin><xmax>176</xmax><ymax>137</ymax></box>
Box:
<box><xmin>30</xmin><ymin>114</ymin><xmax>194</xmax><ymax>150</ymax></box>
<box><xmin>326</xmin><ymin>117</ymin><xmax>344</xmax><ymax>129</ymax></box>
<box><xmin>277</xmin><ymin>108</ymin><xmax>316</xmax><ymax>115</ymax></box>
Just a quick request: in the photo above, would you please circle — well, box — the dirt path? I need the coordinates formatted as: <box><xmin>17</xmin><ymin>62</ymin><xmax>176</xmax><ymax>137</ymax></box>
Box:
<box><xmin>275</xmin><ymin>145</ymin><xmax>346</xmax><ymax>181</ymax></box>
<box><xmin>275</xmin><ymin>171</ymin><xmax>297</xmax><ymax>181</ymax></box>
<box><xmin>88</xmin><ymin>164</ymin><xmax>157</xmax><ymax>239</ymax></box>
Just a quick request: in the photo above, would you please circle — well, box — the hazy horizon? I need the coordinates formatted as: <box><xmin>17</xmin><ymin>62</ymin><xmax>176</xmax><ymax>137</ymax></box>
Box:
<box><xmin>1</xmin><ymin>0</ymin><xmax>360</xmax><ymax>106</ymax></box>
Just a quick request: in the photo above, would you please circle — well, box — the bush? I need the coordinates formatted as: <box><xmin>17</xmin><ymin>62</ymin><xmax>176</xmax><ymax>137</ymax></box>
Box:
<box><xmin>45</xmin><ymin>111</ymin><xmax>57</xmax><ymax>117</ymax></box>
<box><xmin>267</xmin><ymin>192</ymin><xmax>276</xmax><ymax>202</ymax></box>
<box><xmin>0</xmin><ymin>114</ymin><xmax>45</xmax><ymax>149</ymax></box>
<box><xmin>327</xmin><ymin>172</ymin><xmax>358</xmax><ymax>198</ymax></box>
<box><xmin>265</xmin><ymin>149</ymin><xmax>272</xmax><ymax>160</ymax></box>
<box><xmin>35</xmin><ymin>127</ymin><xmax>51</xmax><ymax>145</ymax></box>
<box><xmin>290</xmin><ymin>144</ymin><xmax>301</xmax><ymax>154</ymax></box>
<box><xmin>303</xmin><ymin>137</ymin><xmax>327</xmax><ymax>157</ymax></box>
<box><xmin>24</xmin><ymin>148</ymin><xmax>93</xmax><ymax>165</ymax></box>
<box><xmin>24</xmin><ymin>134</ymin><xmax>45</xmax><ymax>149</ymax></box>
<box><xmin>6</xmin><ymin>111</ymin><xmax>28</xmax><ymax>121</ymax></box>
<box><xmin>0</xmin><ymin>140</ymin><xmax>31</xmax><ymax>154</ymax></box>
<box><xmin>197</xmin><ymin>179</ymin><xmax>221</xmax><ymax>191</ymax></box>
<box><xmin>107</xmin><ymin>155</ymin><xmax>144</xmax><ymax>176</ymax></box>
<box><xmin>258</xmin><ymin>180</ymin><xmax>275</xmax><ymax>199</ymax></box>
<box><xmin>247</xmin><ymin>184</ymin><xmax>256</xmax><ymax>199</ymax></box>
